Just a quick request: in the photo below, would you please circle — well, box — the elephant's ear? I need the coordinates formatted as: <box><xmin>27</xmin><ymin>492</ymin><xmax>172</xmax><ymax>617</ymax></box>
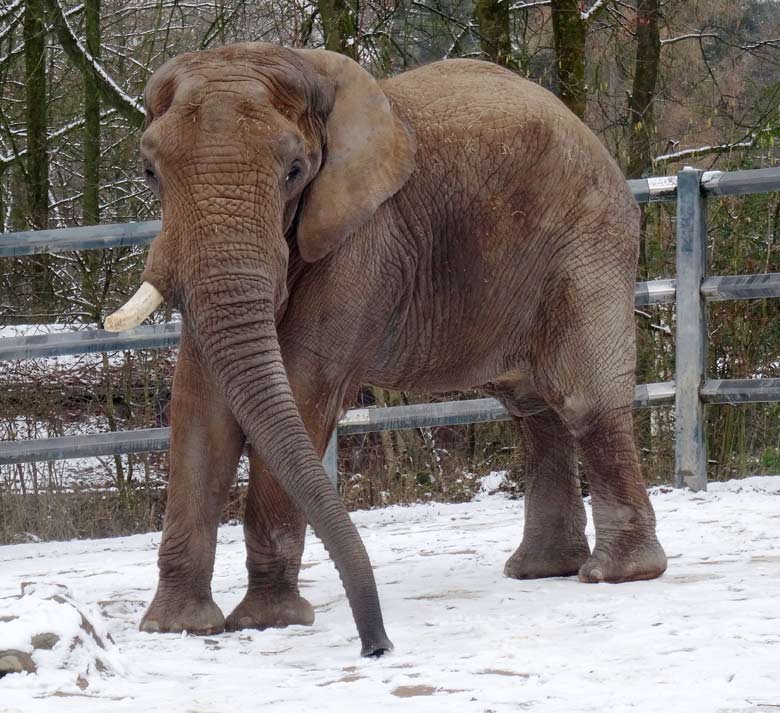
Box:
<box><xmin>294</xmin><ymin>49</ymin><xmax>416</xmax><ymax>262</ymax></box>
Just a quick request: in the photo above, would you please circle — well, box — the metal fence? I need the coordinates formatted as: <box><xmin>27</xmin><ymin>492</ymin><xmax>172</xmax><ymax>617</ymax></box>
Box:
<box><xmin>3</xmin><ymin>166</ymin><xmax>780</xmax><ymax>490</ymax></box>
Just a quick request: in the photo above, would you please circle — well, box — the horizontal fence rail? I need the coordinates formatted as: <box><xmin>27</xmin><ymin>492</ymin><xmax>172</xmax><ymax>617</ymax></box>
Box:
<box><xmin>0</xmin><ymin>220</ymin><xmax>161</xmax><ymax>257</ymax></box>
<box><xmin>4</xmin><ymin>378</ymin><xmax>780</xmax><ymax>468</ymax></box>
<box><xmin>0</xmin><ymin>322</ymin><xmax>182</xmax><ymax>361</ymax></box>
<box><xmin>4</xmin><ymin>271</ymin><xmax>780</xmax><ymax>361</ymax></box>
<box><xmin>0</xmin><ymin>385</ymin><xmax>675</xmax><ymax>466</ymax></box>
<box><xmin>8</xmin><ymin>168</ymin><xmax>775</xmax><ymax>258</ymax></box>
<box><xmin>4</xmin><ymin>166</ymin><xmax>780</xmax><ymax>489</ymax></box>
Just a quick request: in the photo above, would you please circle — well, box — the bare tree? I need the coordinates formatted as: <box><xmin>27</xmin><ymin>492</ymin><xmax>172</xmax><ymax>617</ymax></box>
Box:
<box><xmin>23</xmin><ymin>0</ymin><xmax>48</xmax><ymax>229</ymax></box>
<box><xmin>318</xmin><ymin>0</ymin><xmax>358</xmax><ymax>59</ymax></box>
<box><xmin>625</xmin><ymin>0</ymin><xmax>660</xmax><ymax>180</ymax></box>
<box><xmin>475</xmin><ymin>0</ymin><xmax>512</xmax><ymax>67</ymax></box>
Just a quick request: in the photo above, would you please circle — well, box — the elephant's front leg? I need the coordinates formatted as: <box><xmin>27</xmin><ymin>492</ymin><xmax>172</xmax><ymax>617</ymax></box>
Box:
<box><xmin>225</xmin><ymin>451</ymin><xmax>315</xmax><ymax>630</ymax></box>
<box><xmin>226</xmin><ymin>384</ymin><xmax>341</xmax><ymax>631</ymax></box>
<box><xmin>141</xmin><ymin>335</ymin><xmax>245</xmax><ymax>635</ymax></box>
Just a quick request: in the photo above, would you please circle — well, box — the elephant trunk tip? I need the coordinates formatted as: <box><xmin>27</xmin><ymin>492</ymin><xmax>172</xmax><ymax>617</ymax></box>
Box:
<box><xmin>104</xmin><ymin>281</ymin><xmax>164</xmax><ymax>332</ymax></box>
<box><xmin>360</xmin><ymin>630</ymin><xmax>394</xmax><ymax>658</ymax></box>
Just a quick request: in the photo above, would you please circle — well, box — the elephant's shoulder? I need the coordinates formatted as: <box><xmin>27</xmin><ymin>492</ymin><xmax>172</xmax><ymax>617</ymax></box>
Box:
<box><xmin>382</xmin><ymin>59</ymin><xmax>534</xmax><ymax>94</ymax></box>
<box><xmin>381</xmin><ymin>60</ymin><xmax>565</xmax><ymax>121</ymax></box>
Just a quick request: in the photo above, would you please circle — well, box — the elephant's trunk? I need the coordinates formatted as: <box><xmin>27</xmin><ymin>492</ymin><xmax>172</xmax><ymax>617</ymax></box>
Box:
<box><xmin>110</xmin><ymin>223</ymin><xmax>392</xmax><ymax>657</ymax></box>
<box><xmin>190</xmin><ymin>258</ymin><xmax>392</xmax><ymax>656</ymax></box>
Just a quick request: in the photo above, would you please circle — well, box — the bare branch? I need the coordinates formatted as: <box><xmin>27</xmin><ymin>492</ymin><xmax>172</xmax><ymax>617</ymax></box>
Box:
<box><xmin>741</xmin><ymin>38</ymin><xmax>780</xmax><ymax>51</ymax></box>
<box><xmin>581</xmin><ymin>0</ymin><xmax>609</xmax><ymax>21</ymax></box>
<box><xmin>0</xmin><ymin>110</ymin><xmax>118</xmax><ymax>167</ymax></box>
<box><xmin>0</xmin><ymin>0</ymin><xmax>23</xmax><ymax>24</ymax></box>
<box><xmin>508</xmin><ymin>0</ymin><xmax>550</xmax><ymax>11</ymax></box>
<box><xmin>652</xmin><ymin>128</ymin><xmax>778</xmax><ymax>164</ymax></box>
<box><xmin>42</xmin><ymin>0</ymin><xmax>145</xmax><ymax>126</ymax></box>
<box><xmin>661</xmin><ymin>32</ymin><xmax>720</xmax><ymax>46</ymax></box>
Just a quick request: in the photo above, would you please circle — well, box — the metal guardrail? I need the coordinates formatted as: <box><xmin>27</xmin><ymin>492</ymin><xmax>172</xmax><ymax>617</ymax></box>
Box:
<box><xmin>3</xmin><ymin>272</ymin><xmax>780</xmax><ymax>361</ymax></box>
<box><xmin>0</xmin><ymin>386</ymin><xmax>676</xmax><ymax>466</ymax></box>
<box><xmin>0</xmin><ymin>322</ymin><xmax>182</xmax><ymax>360</ymax></box>
<box><xmin>0</xmin><ymin>220</ymin><xmax>160</xmax><ymax>257</ymax></box>
<box><xmin>3</xmin><ymin>378</ymin><xmax>780</xmax><ymax>468</ymax></box>
<box><xmin>3</xmin><ymin>167</ymin><xmax>780</xmax><ymax>489</ymax></box>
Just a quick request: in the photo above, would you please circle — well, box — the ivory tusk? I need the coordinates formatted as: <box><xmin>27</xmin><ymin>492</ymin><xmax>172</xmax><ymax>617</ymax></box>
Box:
<box><xmin>104</xmin><ymin>282</ymin><xmax>164</xmax><ymax>332</ymax></box>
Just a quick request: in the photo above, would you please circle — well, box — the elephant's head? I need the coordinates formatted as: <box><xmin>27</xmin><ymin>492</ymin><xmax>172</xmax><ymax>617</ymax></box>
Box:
<box><xmin>105</xmin><ymin>43</ymin><xmax>416</xmax><ymax>656</ymax></box>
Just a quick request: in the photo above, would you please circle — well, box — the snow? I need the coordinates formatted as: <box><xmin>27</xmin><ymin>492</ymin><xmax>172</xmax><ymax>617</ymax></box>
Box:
<box><xmin>0</xmin><ymin>324</ymin><xmax>83</xmax><ymax>339</ymax></box>
<box><xmin>1</xmin><ymin>478</ymin><xmax>780</xmax><ymax>712</ymax></box>
<box><xmin>475</xmin><ymin>469</ymin><xmax>507</xmax><ymax>499</ymax></box>
<box><xmin>0</xmin><ymin>323</ymin><xmax>134</xmax><ymax>367</ymax></box>
<box><xmin>508</xmin><ymin>1</ymin><xmax>550</xmax><ymax>11</ymax></box>
<box><xmin>581</xmin><ymin>0</ymin><xmax>608</xmax><ymax>21</ymax></box>
<box><xmin>654</xmin><ymin>139</ymin><xmax>756</xmax><ymax>163</ymax></box>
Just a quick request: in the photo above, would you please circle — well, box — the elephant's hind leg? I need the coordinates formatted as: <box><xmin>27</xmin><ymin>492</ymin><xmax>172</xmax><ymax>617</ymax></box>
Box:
<box><xmin>569</xmin><ymin>405</ymin><xmax>667</xmax><ymax>583</ymax></box>
<box><xmin>533</xmin><ymin>269</ymin><xmax>667</xmax><ymax>584</ymax></box>
<box><xmin>225</xmin><ymin>449</ymin><xmax>315</xmax><ymax>631</ymax></box>
<box><xmin>496</xmin><ymin>398</ymin><xmax>590</xmax><ymax>579</ymax></box>
<box><xmin>141</xmin><ymin>334</ymin><xmax>245</xmax><ymax>635</ymax></box>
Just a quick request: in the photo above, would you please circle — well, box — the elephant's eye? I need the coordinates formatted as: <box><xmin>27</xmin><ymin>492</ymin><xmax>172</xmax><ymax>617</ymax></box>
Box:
<box><xmin>285</xmin><ymin>164</ymin><xmax>302</xmax><ymax>186</ymax></box>
<box><xmin>143</xmin><ymin>162</ymin><xmax>160</xmax><ymax>195</ymax></box>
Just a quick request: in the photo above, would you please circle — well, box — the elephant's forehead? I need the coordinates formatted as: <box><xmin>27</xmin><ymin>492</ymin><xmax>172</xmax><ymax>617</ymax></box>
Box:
<box><xmin>148</xmin><ymin>61</ymin><xmax>307</xmax><ymax>122</ymax></box>
<box><xmin>171</xmin><ymin>73</ymin><xmax>272</xmax><ymax>107</ymax></box>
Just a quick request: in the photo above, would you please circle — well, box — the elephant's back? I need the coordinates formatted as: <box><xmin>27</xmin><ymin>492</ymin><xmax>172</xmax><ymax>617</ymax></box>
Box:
<box><xmin>381</xmin><ymin>59</ymin><xmax>633</xmax><ymax>219</ymax></box>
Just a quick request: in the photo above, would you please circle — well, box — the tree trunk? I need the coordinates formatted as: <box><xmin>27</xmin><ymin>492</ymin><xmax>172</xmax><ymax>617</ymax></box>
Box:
<box><xmin>625</xmin><ymin>0</ymin><xmax>660</xmax><ymax>180</ymax></box>
<box><xmin>317</xmin><ymin>0</ymin><xmax>358</xmax><ymax>60</ymax></box>
<box><xmin>551</xmin><ymin>0</ymin><xmax>587</xmax><ymax>119</ymax></box>
<box><xmin>626</xmin><ymin>0</ymin><xmax>660</xmax><ymax>280</ymax></box>
<box><xmin>371</xmin><ymin>386</ymin><xmax>398</xmax><ymax>473</ymax></box>
<box><xmin>0</xmin><ymin>165</ymin><xmax>6</xmax><ymax>231</ymax></box>
<box><xmin>475</xmin><ymin>0</ymin><xmax>513</xmax><ymax>67</ymax></box>
<box><xmin>9</xmin><ymin>163</ymin><xmax>27</xmax><ymax>231</ymax></box>
<box><xmin>83</xmin><ymin>0</ymin><xmax>100</xmax><ymax>226</ymax></box>
<box><xmin>23</xmin><ymin>0</ymin><xmax>48</xmax><ymax>229</ymax></box>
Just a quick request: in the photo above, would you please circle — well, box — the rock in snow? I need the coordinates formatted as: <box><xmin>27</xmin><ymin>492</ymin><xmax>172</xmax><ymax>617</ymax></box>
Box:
<box><xmin>0</xmin><ymin>582</ymin><xmax>122</xmax><ymax>689</ymax></box>
<box><xmin>1</xmin><ymin>477</ymin><xmax>780</xmax><ymax>712</ymax></box>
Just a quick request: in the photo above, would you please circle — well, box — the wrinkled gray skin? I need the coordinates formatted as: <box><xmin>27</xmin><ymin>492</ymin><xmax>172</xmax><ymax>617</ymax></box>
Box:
<box><xmin>130</xmin><ymin>43</ymin><xmax>667</xmax><ymax>657</ymax></box>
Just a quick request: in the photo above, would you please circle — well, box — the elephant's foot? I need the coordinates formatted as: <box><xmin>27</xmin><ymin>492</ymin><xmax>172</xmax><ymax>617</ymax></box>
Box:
<box><xmin>578</xmin><ymin>533</ymin><xmax>667</xmax><ymax>583</ymax></box>
<box><xmin>225</xmin><ymin>589</ymin><xmax>315</xmax><ymax>631</ymax></box>
<box><xmin>504</xmin><ymin>535</ymin><xmax>590</xmax><ymax>579</ymax></box>
<box><xmin>140</xmin><ymin>590</ymin><xmax>225</xmax><ymax>635</ymax></box>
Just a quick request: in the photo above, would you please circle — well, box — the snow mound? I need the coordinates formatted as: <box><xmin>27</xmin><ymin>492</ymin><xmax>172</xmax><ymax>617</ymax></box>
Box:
<box><xmin>474</xmin><ymin>469</ymin><xmax>508</xmax><ymax>499</ymax></box>
<box><xmin>708</xmin><ymin>475</ymin><xmax>780</xmax><ymax>494</ymax></box>
<box><xmin>0</xmin><ymin>582</ymin><xmax>124</xmax><ymax>693</ymax></box>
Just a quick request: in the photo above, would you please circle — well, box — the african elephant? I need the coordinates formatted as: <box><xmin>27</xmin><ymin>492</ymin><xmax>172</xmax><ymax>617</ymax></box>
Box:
<box><xmin>105</xmin><ymin>42</ymin><xmax>667</xmax><ymax>657</ymax></box>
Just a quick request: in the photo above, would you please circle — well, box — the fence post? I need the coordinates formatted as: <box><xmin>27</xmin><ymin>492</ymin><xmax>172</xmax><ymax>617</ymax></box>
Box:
<box><xmin>674</xmin><ymin>167</ymin><xmax>708</xmax><ymax>491</ymax></box>
<box><xmin>323</xmin><ymin>429</ymin><xmax>339</xmax><ymax>489</ymax></box>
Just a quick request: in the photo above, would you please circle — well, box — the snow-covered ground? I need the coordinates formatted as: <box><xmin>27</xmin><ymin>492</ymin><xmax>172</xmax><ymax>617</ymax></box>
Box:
<box><xmin>2</xmin><ymin>477</ymin><xmax>780</xmax><ymax>713</ymax></box>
